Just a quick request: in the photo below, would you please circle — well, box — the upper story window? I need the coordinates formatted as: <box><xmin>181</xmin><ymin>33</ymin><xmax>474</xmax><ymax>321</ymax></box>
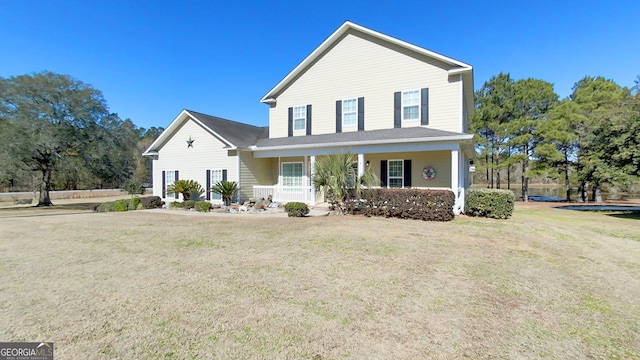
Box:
<box><xmin>342</xmin><ymin>98</ymin><xmax>357</xmax><ymax>126</ymax></box>
<box><xmin>402</xmin><ymin>90</ymin><xmax>420</xmax><ymax>121</ymax></box>
<box><xmin>293</xmin><ymin>105</ymin><xmax>306</xmax><ymax>131</ymax></box>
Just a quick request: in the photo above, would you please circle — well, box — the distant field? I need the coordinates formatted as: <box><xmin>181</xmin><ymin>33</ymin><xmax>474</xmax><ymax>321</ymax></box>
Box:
<box><xmin>0</xmin><ymin>203</ymin><xmax>639</xmax><ymax>359</ymax></box>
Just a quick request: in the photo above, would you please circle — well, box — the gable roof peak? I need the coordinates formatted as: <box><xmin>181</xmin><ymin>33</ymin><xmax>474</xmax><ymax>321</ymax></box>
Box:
<box><xmin>260</xmin><ymin>21</ymin><xmax>472</xmax><ymax>103</ymax></box>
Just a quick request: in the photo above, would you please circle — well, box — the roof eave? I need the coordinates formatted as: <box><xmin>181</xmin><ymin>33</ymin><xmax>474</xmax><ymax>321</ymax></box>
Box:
<box><xmin>253</xmin><ymin>134</ymin><xmax>474</xmax><ymax>152</ymax></box>
<box><xmin>142</xmin><ymin>110</ymin><xmax>238</xmax><ymax>154</ymax></box>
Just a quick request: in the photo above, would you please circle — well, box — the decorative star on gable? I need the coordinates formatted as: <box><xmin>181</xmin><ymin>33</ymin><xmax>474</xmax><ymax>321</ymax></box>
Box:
<box><xmin>187</xmin><ymin>137</ymin><xmax>194</xmax><ymax>148</ymax></box>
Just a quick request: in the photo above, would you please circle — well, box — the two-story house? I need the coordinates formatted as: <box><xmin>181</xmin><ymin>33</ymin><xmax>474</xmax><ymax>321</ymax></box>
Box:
<box><xmin>143</xmin><ymin>21</ymin><xmax>475</xmax><ymax>213</ymax></box>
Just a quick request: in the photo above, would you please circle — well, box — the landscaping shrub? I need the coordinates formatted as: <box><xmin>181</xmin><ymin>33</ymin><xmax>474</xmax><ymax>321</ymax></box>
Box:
<box><xmin>169</xmin><ymin>201</ymin><xmax>183</xmax><ymax>208</ymax></box>
<box><xmin>113</xmin><ymin>199</ymin><xmax>130</xmax><ymax>212</ymax></box>
<box><xmin>346</xmin><ymin>188</ymin><xmax>455</xmax><ymax>221</ymax></box>
<box><xmin>96</xmin><ymin>198</ymin><xmax>142</xmax><ymax>212</ymax></box>
<box><xmin>182</xmin><ymin>200</ymin><xmax>196</xmax><ymax>209</ymax></box>
<box><xmin>128</xmin><ymin>197</ymin><xmax>141</xmax><ymax>210</ymax></box>
<box><xmin>95</xmin><ymin>201</ymin><xmax>116</xmax><ymax>212</ymax></box>
<box><xmin>195</xmin><ymin>201</ymin><xmax>212</xmax><ymax>213</ymax></box>
<box><xmin>284</xmin><ymin>202</ymin><xmax>309</xmax><ymax>217</ymax></box>
<box><xmin>465</xmin><ymin>188</ymin><xmax>515</xmax><ymax>219</ymax></box>
<box><xmin>140</xmin><ymin>196</ymin><xmax>164</xmax><ymax>209</ymax></box>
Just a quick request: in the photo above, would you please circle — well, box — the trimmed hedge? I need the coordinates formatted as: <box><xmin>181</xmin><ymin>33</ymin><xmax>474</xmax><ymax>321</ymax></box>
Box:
<box><xmin>284</xmin><ymin>202</ymin><xmax>309</xmax><ymax>217</ymax></box>
<box><xmin>465</xmin><ymin>188</ymin><xmax>515</xmax><ymax>219</ymax></box>
<box><xmin>140</xmin><ymin>196</ymin><xmax>163</xmax><ymax>209</ymax></box>
<box><xmin>96</xmin><ymin>197</ymin><xmax>163</xmax><ymax>213</ymax></box>
<box><xmin>95</xmin><ymin>201</ymin><xmax>116</xmax><ymax>212</ymax></box>
<box><xmin>195</xmin><ymin>201</ymin><xmax>212</xmax><ymax>212</ymax></box>
<box><xmin>169</xmin><ymin>200</ymin><xmax>196</xmax><ymax>209</ymax></box>
<box><xmin>346</xmin><ymin>189</ymin><xmax>455</xmax><ymax>221</ymax></box>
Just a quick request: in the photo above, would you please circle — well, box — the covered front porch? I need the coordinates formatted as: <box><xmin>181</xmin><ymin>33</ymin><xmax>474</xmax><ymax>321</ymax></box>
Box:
<box><xmin>251</xmin><ymin>148</ymin><xmax>471</xmax><ymax>214</ymax></box>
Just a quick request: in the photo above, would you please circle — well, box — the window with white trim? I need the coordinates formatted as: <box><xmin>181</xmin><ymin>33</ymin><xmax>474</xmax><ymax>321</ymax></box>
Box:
<box><xmin>388</xmin><ymin>160</ymin><xmax>404</xmax><ymax>188</ymax></box>
<box><xmin>342</xmin><ymin>98</ymin><xmax>357</xmax><ymax>126</ymax></box>
<box><xmin>293</xmin><ymin>106</ymin><xmax>306</xmax><ymax>131</ymax></box>
<box><xmin>282</xmin><ymin>162</ymin><xmax>303</xmax><ymax>187</ymax></box>
<box><xmin>210</xmin><ymin>169</ymin><xmax>223</xmax><ymax>201</ymax></box>
<box><xmin>165</xmin><ymin>170</ymin><xmax>176</xmax><ymax>197</ymax></box>
<box><xmin>402</xmin><ymin>90</ymin><xmax>420</xmax><ymax>121</ymax></box>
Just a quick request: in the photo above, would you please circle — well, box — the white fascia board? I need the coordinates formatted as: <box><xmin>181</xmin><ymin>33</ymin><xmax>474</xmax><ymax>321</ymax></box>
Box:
<box><xmin>448</xmin><ymin>67</ymin><xmax>472</xmax><ymax>75</ymax></box>
<box><xmin>260</xmin><ymin>21</ymin><xmax>473</xmax><ymax>103</ymax></box>
<box><xmin>142</xmin><ymin>109</ymin><xmax>191</xmax><ymax>154</ymax></box>
<box><xmin>252</xmin><ymin>134</ymin><xmax>474</xmax><ymax>153</ymax></box>
<box><xmin>143</xmin><ymin>110</ymin><xmax>236</xmax><ymax>154</ymax></box>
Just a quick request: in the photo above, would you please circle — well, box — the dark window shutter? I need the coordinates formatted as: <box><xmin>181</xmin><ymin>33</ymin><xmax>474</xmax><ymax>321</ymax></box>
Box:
<box><xmin>222</xmin><ymin>169</ymin><xmax>227</xmax><ymax>182</ymax></box>
<box><xmin>161</xmin><ymin>171</ymin><xmax>166</xmax><ymax>198</ymax></box>
<box><xmin>404</xmin><ymin>160</ymin><xmax>412</xmax><ymax>188</ymax></box>
<box><xmin>288</xmin><ymin>107</ymin><xmax>293</xmax><ymax>137</ymax></box>
<box><xmin>174</xmin><ymin>170</ymin><xmax>179</xmax><ymax>199</ymax></box>
<box><xmin>381</xmin><ymin>160</ymin><xmax>388</xmax><ymax>187</ymax></box>
<box><xmin>394</xmin><ymin>92</ymin><xmax>401</xmax><ymax>128</ymax></box>
<box><xmin>335</xmin><ymin>100</ymin><xmax>342</xmax><ymax>133</ymax></box>
<box><xmin>357</xmin><ymin>97</ymin><xmax>365</xmax><ymax>131</ymax></box>
<box><xmin>306</xmin><ymin>104</ymin><xmax>312</xmax><ymax>136</ymax></box>
<box><xmin>421</xmin><ymin>88</ymin><xmax>429</xmax><ymax>125</ymax></box>
<box><xmin>206</xmin><ymin>170</ymin><xmax>211</xmax><ymax>200</ymax></box>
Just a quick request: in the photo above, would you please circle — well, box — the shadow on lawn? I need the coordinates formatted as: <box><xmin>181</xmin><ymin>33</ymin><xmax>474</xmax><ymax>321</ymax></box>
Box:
<box><xmin>0</xmin><ymin>201</ymin><xmax>101</xmax><ymax>218</ymax></box>
<box><xmin>606</xmin><ymin>212</ymin><xmax>640</xmax><ymax>220</ymax></box>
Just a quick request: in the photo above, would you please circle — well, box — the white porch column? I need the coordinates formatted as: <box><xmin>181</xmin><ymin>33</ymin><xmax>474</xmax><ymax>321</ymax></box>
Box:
<box><xmin>310</xmin><ymin>155</ymin><xmax>316</xmax><ymax>205</ymax></box>
<box><xmin>451</xmin><ymin>150</ymin><xmax>461</xmax><ymax>215</ymax></box>
<box><xmin>357</xmin><ymin>153</ymin><xmax>365</xmax><ymax>177</ymax></box>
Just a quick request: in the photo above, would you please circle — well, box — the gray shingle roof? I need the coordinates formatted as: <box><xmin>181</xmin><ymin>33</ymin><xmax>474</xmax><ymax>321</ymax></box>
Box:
<box><xmin>186</xmin><ymin>110</ymin><xmax>268</xmax><ymax>148</ymax></box>
<box><xmin>184</xmin><ymin>110</ymin><xmax>470</xmax><ymax>150</ymax></box>
<box><xmin>255</xmin><ymin>126</ymin><xmax>470</xmax><ymax>148</ymax></box>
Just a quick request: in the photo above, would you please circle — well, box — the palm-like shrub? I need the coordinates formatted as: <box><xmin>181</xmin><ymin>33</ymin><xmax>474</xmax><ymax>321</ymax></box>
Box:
<box><xmin>167</xmin><ymin>179</ymin><xmax>203</xmax><ymax>200</ymax></box>
<box><xmin>211</xmin><ymin>180</ymin><xmax>239</xmax><ymax>206</ymax></box>
<box><xmin>313</xmin><ymin>153</ymin><xmax>377</xmax><ymax>213</ymax></box>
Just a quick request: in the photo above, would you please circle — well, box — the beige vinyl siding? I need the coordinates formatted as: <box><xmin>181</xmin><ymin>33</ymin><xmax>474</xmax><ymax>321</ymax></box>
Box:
<box><xmin>269</xmin><ymin>30</ymin><xmax>462</xmax><ymax>138</ymax></box>
<box><xmin>365</xmin><ymin>151</ymin><xmax>451</xmax><ymax>188</ymax></box>
<box><xmin>152</xmin><ymin>117</ymin><xmax>238</xmax><ymax>200</ymax></box>
<box><xmin>239</xmin><ymin>152</ymin><xmax>277</xmax><ymax>201</ymax></box>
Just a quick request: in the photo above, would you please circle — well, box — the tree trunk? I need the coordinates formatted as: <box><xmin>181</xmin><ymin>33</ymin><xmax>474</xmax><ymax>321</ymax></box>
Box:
<box><xmin>522</xmin><ymin>144</ymin><xmax>529</xmax><ymax>202</ymax></box>
<box><xmin>38</xmin><ymin>166</ymin><xmax>54</xmax><ymax>206</ymax></box>
<box><xmin>578</xmin><ymin>181</ymin><xmax>587</xmax><ymax>203</ymax></box>
<box><xmin>564</xmin><ymin>149</ymin><xmax>571</xmax><ymax>202</ymax></box>
<box><xmin>491</xmin><ymin>154</ymin><xmax>495</xmax><ymax>189</ymax></box>
<box><xmin>593</xmin><ymin>186</ymin><xmax>603</xmax><ymax>203</ymax></box>
<box><xmin>485</xmin><ymin>153</ymin><xmax>490</xmax><ymax>188</ymax></box>
<box><xmin>507</xmin><ymin>146</ymin><xmax>512</xmax><ymax>190</ymax></box>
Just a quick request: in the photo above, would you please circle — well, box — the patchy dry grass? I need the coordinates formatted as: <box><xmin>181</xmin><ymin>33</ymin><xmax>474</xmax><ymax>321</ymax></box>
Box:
<box><xmin>0</xmin><ymin>204</ymin><xmax>639</xmax><ymax>359</ymax></box>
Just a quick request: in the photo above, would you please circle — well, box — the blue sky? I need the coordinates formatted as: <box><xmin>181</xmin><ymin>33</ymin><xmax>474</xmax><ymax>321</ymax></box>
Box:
<box><xmin>1</xmin><ymin>0</ymin><xmax>638</xmax><ymax>130</ymax></box>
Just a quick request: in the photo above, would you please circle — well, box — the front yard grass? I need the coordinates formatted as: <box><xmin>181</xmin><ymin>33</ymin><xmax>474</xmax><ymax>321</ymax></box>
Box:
<box><xmin>0</xmin><ymin>205</ymin><xmax>638</xmax><ymax>359</ymax></box>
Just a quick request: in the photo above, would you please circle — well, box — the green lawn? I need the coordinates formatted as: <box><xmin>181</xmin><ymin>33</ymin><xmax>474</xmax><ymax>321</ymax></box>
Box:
<box><xmin>0</xmin><ymin>205</ymin><xmax>638</xmax><ymax>359</ymax></box>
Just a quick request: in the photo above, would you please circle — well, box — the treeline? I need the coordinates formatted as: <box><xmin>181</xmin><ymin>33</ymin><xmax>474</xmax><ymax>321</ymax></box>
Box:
<box><xmin>0</xmin><ymin>71</ymin><xmax>163</xmax><ymax>205</ymax></box>
<box><xmin>471</xmin><ymin>74</ymin><xmax>640</xmax><ymax>201</ymax></box>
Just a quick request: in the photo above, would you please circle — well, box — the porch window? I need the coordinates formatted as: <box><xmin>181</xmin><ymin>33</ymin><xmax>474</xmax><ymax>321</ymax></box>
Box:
<box><xmin>293</xmin><ymin>106</ymin><xmax>306</xmax><ymax>131</ymax></box>
<box><xmin>402</xmin><ymin>90</ymin><xmax>420</xmax><ymax>121</ymax></box>
<box><xmin>342</xmin><ymin>98</ymin><xmax>357</xmax><ymax>126</ymax></box>
<box><xmin>388</xmin><ymin>160</ymin><xmax>403</xmax><ymax>188</ymax></box>
<box><xmin>282</xmin><ymin>162</ymin><xmax>303</xmax><ymax>187</ymax></box>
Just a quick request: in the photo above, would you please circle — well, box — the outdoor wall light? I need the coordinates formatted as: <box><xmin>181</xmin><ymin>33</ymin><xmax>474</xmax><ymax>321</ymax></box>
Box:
<box><xmin>366</xmin><ymin>160</ymin><xmax>370</xmax><ymax>167</ymax></box>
